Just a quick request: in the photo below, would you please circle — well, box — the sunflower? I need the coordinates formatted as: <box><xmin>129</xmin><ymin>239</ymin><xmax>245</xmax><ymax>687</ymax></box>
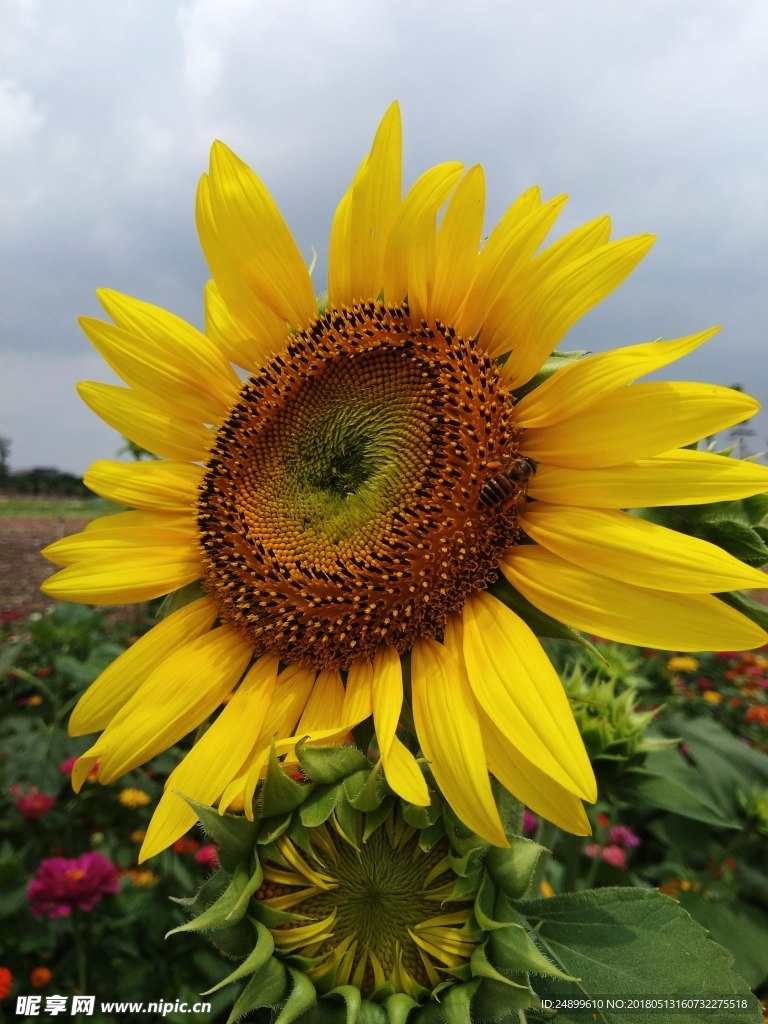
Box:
<box><xmin>43</xmin><ymin>103</ymin><xmax>768</xmax><ymax>861</ymax></box>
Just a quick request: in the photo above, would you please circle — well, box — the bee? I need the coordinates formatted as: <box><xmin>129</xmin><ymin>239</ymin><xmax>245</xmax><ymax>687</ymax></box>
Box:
<box><xmin>479</xmin><ymin>455</ymin><xmax>536</xmax><ymax>513</ymax></box>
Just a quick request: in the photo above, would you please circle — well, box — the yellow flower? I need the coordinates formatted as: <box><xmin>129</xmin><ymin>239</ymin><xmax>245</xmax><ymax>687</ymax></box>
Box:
<box><xmin>41</xmin><ymin>103</ymin><xmax>768</xmax><ymax>860</ymax></box>
<box><xmin>703</xmin><ymin>690</ymin><xmax>723</xmax><ymax>704</ymax></box>
<box><xmin>119</xmin><ymin>787</ymin><xmax>151</xmax><ymax>808</ymax></box>
<box><xmin>130</xmin><ymin>829</ymin><xmax>147</xmax><ymax>842</ymax></box>
<box><xmin>666</xmin><ymin>655</ymin><xmax>700</xmax><ymax>673</ymax></box>
<box><xmin>126</xmin><ymin>868</ymin><xmax>158</xmax><ymax>888</ymax></box>
<box><xmin>539</xmin><ymin>879</ymin><xmax>555</xmax><ymax>898</ymax></box>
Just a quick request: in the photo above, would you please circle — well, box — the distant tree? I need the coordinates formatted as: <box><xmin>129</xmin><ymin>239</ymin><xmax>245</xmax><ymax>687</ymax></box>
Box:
<box><xmin>0</xmin><ymin>436</ymin><xmax>10</xmax><ymax>479</ymax></box>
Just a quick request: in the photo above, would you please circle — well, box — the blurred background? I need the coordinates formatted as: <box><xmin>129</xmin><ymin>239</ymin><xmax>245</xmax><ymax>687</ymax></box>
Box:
<box><xmin>1</xmin><ymin>0</ymin><xmax>767</xmax><ymax>477</ymax></box>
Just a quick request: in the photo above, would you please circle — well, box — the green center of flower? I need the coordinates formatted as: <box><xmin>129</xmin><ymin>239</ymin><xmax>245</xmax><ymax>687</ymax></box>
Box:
<box><xmin>197</xmin><ymin>302</ymin><xmax>524</xmax><ymax>669</ymax></box>
<box><xmin>258</xmin><ymin>813</ymin><xmax>478</xmax><ymax>997</ymax></box>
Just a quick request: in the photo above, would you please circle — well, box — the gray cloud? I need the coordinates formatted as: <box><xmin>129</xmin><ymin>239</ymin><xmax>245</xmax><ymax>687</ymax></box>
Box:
<box><xmin>2</xmin><ymin>0</ymin><xmax>767</xmax><ymax>472</ymax></box>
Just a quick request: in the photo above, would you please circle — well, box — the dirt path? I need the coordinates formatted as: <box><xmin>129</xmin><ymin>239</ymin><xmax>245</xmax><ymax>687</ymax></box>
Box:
<box><xmin>0</xmin><ymin>516</ymin><xmax>90</xmax><ymax>615</ymax></box>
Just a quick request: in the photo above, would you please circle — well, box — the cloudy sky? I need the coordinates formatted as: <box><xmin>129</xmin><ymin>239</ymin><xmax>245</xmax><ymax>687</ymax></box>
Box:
<box><xmin>2</xmin><ymin>0</ymin><xmax>767</xmax><ymax>474</ymax></box>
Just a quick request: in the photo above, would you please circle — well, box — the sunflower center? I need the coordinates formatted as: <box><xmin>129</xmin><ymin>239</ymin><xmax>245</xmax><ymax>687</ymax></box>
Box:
<box><xmin>259</xmin><ymin>816</ymin><xmax>478</xmax><ymax>997</ymax></box>
<box><xmin>198</xmin><ymin>302</ymin><xmax>524</xmax><ymax>669</ymax></box>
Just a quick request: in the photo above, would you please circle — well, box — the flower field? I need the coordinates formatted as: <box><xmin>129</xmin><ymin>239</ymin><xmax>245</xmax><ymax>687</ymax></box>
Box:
<box><xmin>2</xmin><ymin>600</ymin><xmax>767</xmax><ymax>1021</ymax></box>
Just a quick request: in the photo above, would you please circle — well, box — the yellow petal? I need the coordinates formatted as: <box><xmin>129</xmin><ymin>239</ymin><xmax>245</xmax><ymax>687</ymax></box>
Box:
<box><xmin>97</xmin><ymin>289</ymin><xmax>241</xmax><ymax>408</ymax></box>
<box><xmin>82</xmin><ymin>510</ymin><xmax>192</xmax><ymax>533</ymax></box>
<box><xmin>91</xmin><ymin>625</ymin><xmax>252</xmax><ymax>783</ymax></box>
<box><xmin>41</xmin><ymin>553</ymin><xmax>201</xmax><ymax>604</ymax></box>
<box><xmin>77</xmin><ymin>382</ymin><xmax>211</xmax><ymax>462</ymax></box>
<box><xmin>428</xmin><ymin>164</ymin><xmax>485</xmax><ymax>325</ymax></box>
<box><xmin>500</xmin><ymin>234</ymin><xmax>655</xmax><ymax>388</ymax></box>
<box><xmin>382</xmin><ymin>162</ymin><xmax>464</xmax><ymax>319</ymax></box>
<box><xmin>69</xmin><ymin>597</ymin><xmax>218</xmax><ymax>736</ymax></box>
<box><xmin>140</xmin><ymin>655</ymin><xmax>279</xmax><ymax>859</ymax></box>
<box><xmin>297</xmin><ymin>669</ymin><xmax>345</xmax><ymax>732</ymax></box>
<box><xmin>455</xmin><ymin>194</ymin><xmax>567</xmax><ymax>341</ymax></box>
<box><xmin>343</xmin><ymin>657</ymin><xmax>374</xmax><ymax>724</ymax></box>
<box><xmin>199</xmin><ymin>141</ymin><xmax>316</xmax><ymax>329</ymax></box>
<box><xmin>480</xmin><ymin>215</ymin><xmax>612</xmax><ymax>359</ymax></box>
<box><xmin>41</xmin><ymin>521</ymin><xmax>198</xmax><ymax>567</ymax></box>
<box><xmin>514</xmin><ymin>328</ymin><xmax>719</xmax><ymax>427</ymax></box>
<box><xmin>372</xmin><ymin>646</ymin><xmax>429</xmax><ymax>806</ymax></box>
<box><xmin>502</xmin><ymin>545</ymin><xmax>768</xmax><ymax>651</ymax></box>
<box><xmin>523</xmin><ymin>382</ymin><xmax>760</xmax><ymax>468</ymax></box>
<box><xmin>84</xmin><ymin>460</ymin><xmax>204</xmax><ymax>512</ymax></box>
<box><xmin>198</xmin><ymin>179</ymin><xmax>290</xmax><ymax>352</ymax></box>
<box><xmin>204</xmin><ymin>279</ymin><xmax>277</xmax><ymax>371</ymax></box>
<box><xmin>521</xmin><ymin>504</ymin><xmax>768</xmax><ymax>593</ymax></box>
<box><xmin>527</xmin><ymin>447</ymin><xmax>768</xmax><ymax>508</ymax></box>
<box><xmin>328</xmin><ymin>101</ymin><xmax>402</xmax><ymax>306</ymax></box>
<box><xmin>477</xmin><ymin>706</ymin><xmax>591</xmax><ymax>835</ymax></box>
<box><xmin>457</xmin><ymin>595</ymin><xmax>596</xmax><ymax>801</ymax></box>
<box><xmin>411</xmin><ymin>636</ymin><xmax>507</xmax><ymax>846</ymax></box>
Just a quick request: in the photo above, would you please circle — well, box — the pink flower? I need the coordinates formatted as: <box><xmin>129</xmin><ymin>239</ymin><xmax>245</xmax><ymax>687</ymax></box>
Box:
<box><xmin>522</xmin><ymin>810</ymin><xmax>538</xmax><ymax>835</ymax></box>
<box><xmin>194</xmin><ymin>845</ymin><xmax>218</xmax><ymax>871</ymax></box>
<box><xmin>584</xmin><ymin>843</ymin><xmax>602</xmax><ymax>859</ymax></box>
<box><xmin>26</xmin><ymin>852</ymin><xmax>120</xmax><ymax>919</ymax></box>
<box><xmin>601</xmin><ymin>845</ymin><xmax>628</xmax><ymax>870</ymax></box>
<box><xmin>59</xmin><ymin>757</ymin><xmax>77</xmax><ymax>776</ymax></box>
<box><xmin>609</xmin><ymin>824</ymin><xmax>641</xmax><ymax>849</ymax></box>
<box><xmin>11</xmin><ymin>786</ymin><xmax>56</xmax><ymax>820</ymax></box>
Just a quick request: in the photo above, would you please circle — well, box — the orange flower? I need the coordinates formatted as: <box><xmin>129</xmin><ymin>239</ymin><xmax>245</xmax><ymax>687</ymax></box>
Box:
<box><xmin>29</xmin><ymin>967</ymin><xmax>52</xmax><ymax>988</ymax></box>
<box><xmin>746</xmin><ymin>706</ymin><xmax>768</xmax><ymax>726</ymax></box>
<box><xmin>0</xmin><ymin>966</ymin><xmax>12</xmax><ymax>999</ymax></box>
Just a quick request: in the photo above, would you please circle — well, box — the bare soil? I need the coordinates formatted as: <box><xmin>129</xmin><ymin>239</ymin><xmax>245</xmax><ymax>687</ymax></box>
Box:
<box><xmin>0</xmin><ymin>516</ymin><xmax>90</xmax><ymax>615</ymax></box>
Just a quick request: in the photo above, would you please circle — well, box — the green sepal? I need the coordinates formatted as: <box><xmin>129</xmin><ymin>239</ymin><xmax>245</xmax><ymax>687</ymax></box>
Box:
<box><xmin>440</xmin><ymin>978</ymin><xmax>481</xmax><ymax>1024</ymax></box>
<box><xmin>326</xmin><ymin>985</ymin><xmax>361</xmax><ymax>1024</ymax></box>
<box><xmin>275</xmin><ymin>966</ymin><xmax>318</xmax><ymax>1024</ymax></box>
<box><xmin>348</xmin><ymin>760</ymin><xmax>386</xmax><ymax>811</ymax></box>
<box><xmin>300</xmin><ymin>784</ymin><xmax>341</xmax><ymax>827</ymax></box>
<box><xmin>251</xmin><ymin>900</ymin><xmax>306</xmax><ymax>927</ymax></box>
<box><xmin>201</xmin><ymin>919</ymin><xmax>275</xmax><ymax>994</ymax></box>
<box><xmin>488</xmin><ymin>921</ymin><xmax>576</xmax><ymax>981</ymax></box>
<box><xmin>260</xmin><ymin>813</ymin><xmax>296</xmax><ymax>844</ymax></box>
<box><xmin>362</xmin><ymin>798</ymin><xmax>393</xmax><ymax>840</ymax></box>
<box><xmin>181</xmin><ymin>797</ymin><xmax>258</xmax><ymax>874</ymax></box>
<box><xmin>170</xmin><ymin>869</ymin><xmax>226</xmax><ymax>912</ymax></box>
<box><xmin>473</xmin><ymin>874</ymin><xmax>504</xmax><ymax>932</ymax></box>
<box><xmin>418</xmin><ymin>819</ymin><xmax>446</xmax><ymax>852</ymax></box>
<box><xmin>297</xmin><ymin>740</ymin><xmax>370</xmax><ymax>783</ymax></box>
<box><xmin>334</xmin><ymin>794</ymin><xmax>360</xmax><ymax>843</ymax></box>
<box><xmin>157</xmin><ymin>580</ymin><xmax>207</xmax><ymax>619</ymax></box>
<box><xmin>488</xmin><ymin>573</ymin><xmax>604</xmax><ymax>656</ymax></box>
<box><xmin>511</xmin><ymin>349</ymin><xmax>587</xmax><ymax>399</ymax></box>
<box><xmin>343</xmin><ymin>769</ymin><xmax>371</xmax><ymax>804</ymax></box>
<box><xmin>491</xmin><ymin>781</ymin><xmax>524</xmax><ymax>840</ymax></box>
<box><xmin>166</xmin><ymin>864</ymin><xmax>251</xmax><ymax>935</ymax></box>
<box><xmin>485</xmin><ymin>838</ymin><xmax>544</xmax><ymax>899</ymax></box>
<box><xmin>262</xmin><ymin>742</ymin><xmax>314</xmax><ymax>818</ymax></box>
<box><xmin>473</xmin><ymin>977</ymin><xmax>540</xmax><ymax>1018</ymax></box>
<box><xmin>470</xmin><ymin>941</ymin><xmax>533</xmax><ymax>989</ymax></box>
<box><xmin>354</xmin><ymin>1003</ymin><xmax>388</xmax><ymax>1024</ymax></box>
<box><xmin>402</xmin><ymin>799</ymin><xmax>437</xmax><ymax>830</ymax></box>
<box><xmin>227</xmin><ymin>860</ymin><xmax>264</xmax><ymax>923</ymax></box>
<box><xmin>719</xmin><ymin>590</ymin><xmax>768</xmax><ymax>631</ymax></box>
<box><xmin>382</xmin><ymin>992</ymin><xmax>419</xmax><ymax>1024</ymax></box>
<box><xmin>226</xmin><ymin>957</ymin><xmax>288</xmax><ymax>1024</ymax></box>
<box><xmin>210</xmin><ymin>916</ymin><xmax>260</xmax><ymax>958</ymax></box>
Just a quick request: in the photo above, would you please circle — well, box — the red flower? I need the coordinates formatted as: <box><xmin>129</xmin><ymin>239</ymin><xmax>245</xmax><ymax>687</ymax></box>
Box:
<box><xmin>29</xmin><ymin>967</ymin><xmax>52</xmax><ymax>988</ymax></box>
<box><xmin>11</xmin><ymin>786</ymin><xmax>56</xmax><ymax>820</ymax></box>
<box><xmin>194</xmin><ymin>845</ymin><xmax>218</xmax><ymax>871</ymax></box>
<box><xmin>172</xmin><ymin>837</ymin><xmax>200</xmax><ymax>855</ymax></box>
<box><xmin>26</xmin><ymin>852</ymin><xmax>119</xmax><ymax>919</ymax></box>
<box><xmin>0</xmin><ymin>966</ymin><xmax>12</xmax><ymax>999</ymax></box>
<box><xmin>601</xmin><ymin>845</ymin><xmax>628</xmax><ymax>870</ymax></box>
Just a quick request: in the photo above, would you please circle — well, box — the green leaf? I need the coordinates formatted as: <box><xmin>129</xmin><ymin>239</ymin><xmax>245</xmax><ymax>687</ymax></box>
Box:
<box><xmin>658</xmin><ymin>715</ymin><xmax>768</xmax><ymax>816</ymax></box>
<box><xmin>519</xmin><ymin>888</ymin><xmax>761</xmax><ymax>1023</ymax></box>
<box><xmin>297</xmin><ymin>740</ymin><xmax>370</xmax><ymax>783</ymax></box>
<box><xmin>678</xmin><ymin>894</ymin><xmax>768</xmax><ymax>989</ymax></box>
<box><xmin>694</xmin><ymin>520</ymin><xmax>768</xmax><ymax>567</ymax></box>
<box><xmin>625</xmin><ymin>750</ymin><xmax>740</xmax><ymax>828</ymax></box>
